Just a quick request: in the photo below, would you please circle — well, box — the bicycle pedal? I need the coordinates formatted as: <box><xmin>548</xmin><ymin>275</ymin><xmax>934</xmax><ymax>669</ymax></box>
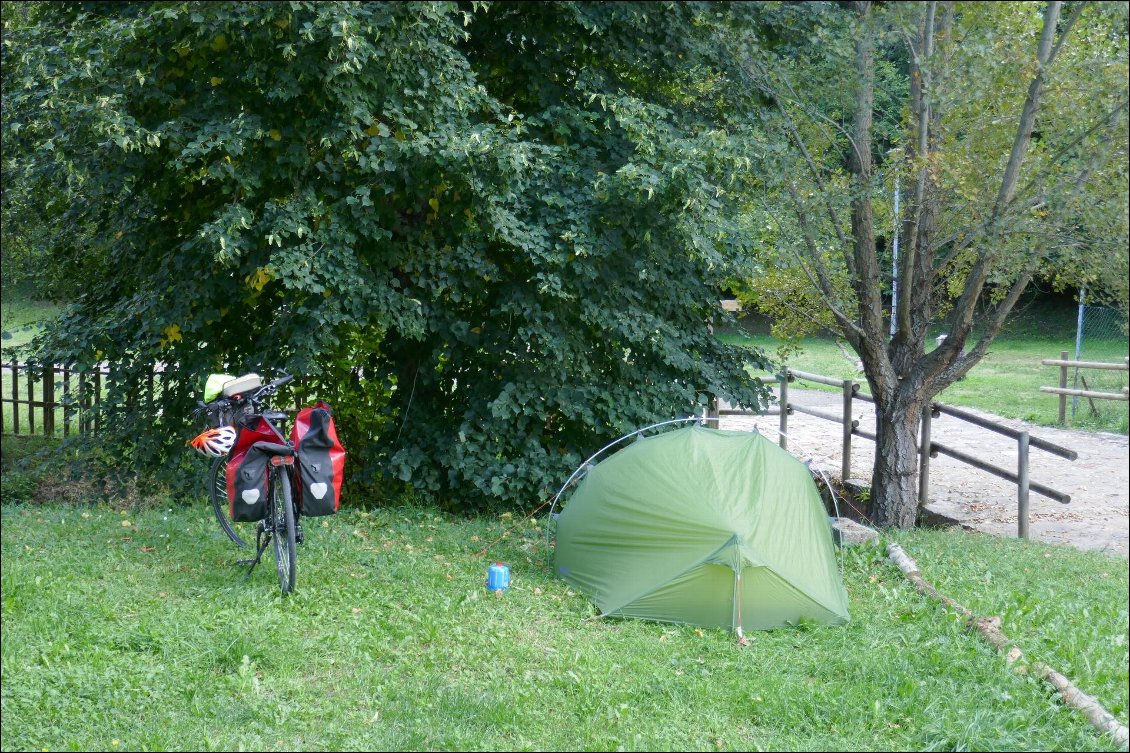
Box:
<box><xmin>236</xmin><ymin>558</ymin><xmax>256</xmax><ymax>565</ymax></box>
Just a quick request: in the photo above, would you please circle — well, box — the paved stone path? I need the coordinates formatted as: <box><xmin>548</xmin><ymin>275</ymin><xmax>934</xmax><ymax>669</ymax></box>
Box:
<box><xmin>718</xmin><ymin>389</ymin><xmax>1129</xmax><ymax>558</ymax></box>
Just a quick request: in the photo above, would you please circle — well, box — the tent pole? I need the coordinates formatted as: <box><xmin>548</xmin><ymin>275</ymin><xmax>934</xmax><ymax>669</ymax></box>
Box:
<box><xmin>734</xmin><ymin>568</ymin><xmax>744</xmax><ymax>639</ymax></box>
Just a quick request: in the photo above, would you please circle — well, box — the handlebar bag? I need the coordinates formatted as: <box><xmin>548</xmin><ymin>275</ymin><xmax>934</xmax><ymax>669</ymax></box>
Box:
<box><xmin>291</xmin><ymin>401</ymin><xmax>345</xmax><ymax>516</ymax></box>
<box><xmin>227</xmin><ymin>417</ymin><xmax>277</xmax><ymax>522</ymax></box>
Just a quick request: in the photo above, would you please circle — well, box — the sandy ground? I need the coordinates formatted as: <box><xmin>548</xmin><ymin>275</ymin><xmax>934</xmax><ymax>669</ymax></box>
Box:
<box><xmin>718</xmin><ymin>389</ymin><xmax>1129</xmax><ymax>558</ymax></box>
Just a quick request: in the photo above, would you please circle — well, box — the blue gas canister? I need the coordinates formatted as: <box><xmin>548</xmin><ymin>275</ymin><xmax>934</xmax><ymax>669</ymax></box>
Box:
<box><xmin>487</xmin><ymin>562</ymin><xmax>510</xmax><ymax>591</ymax></box>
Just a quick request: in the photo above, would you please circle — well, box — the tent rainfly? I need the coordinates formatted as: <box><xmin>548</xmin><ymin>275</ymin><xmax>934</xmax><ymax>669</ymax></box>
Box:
<box><xmin>553</xmin><ymin>425</ymin><xmax>849</xmax><ymax>633</ymax></box>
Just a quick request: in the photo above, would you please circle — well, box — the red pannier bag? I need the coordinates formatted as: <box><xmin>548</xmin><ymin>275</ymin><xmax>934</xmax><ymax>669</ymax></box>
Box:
<box><xmin>226</xmin><ymin>416</ymin><xmax>280</xmax><ymax>522</ymax></box>
<box><xmin>291</xmin><ymin>401</ymin><xmax>345</xmax><ymax>516</ymax></box>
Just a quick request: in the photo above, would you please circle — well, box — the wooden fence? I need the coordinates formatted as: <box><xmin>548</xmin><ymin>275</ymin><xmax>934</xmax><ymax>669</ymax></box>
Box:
<box><xmin>2</xmin><ymin>361</ymin><xmax>322</xmax><ymax>438</ymax></box>
<box><xmin>713</xmin><ymin>368</ymin><xmax>1078</xmax><ymax>540</ymax></box>
<box><xmin>1040</xmin><ymin>352</ymin><xmax>1129</xmax><ymax>423</ymax></box>
<box><xmin>1</xmin><ymin>361</ymin><xmax>120</xmax><ymax>437</ymax></box>
<box><xmin>5</xmin><ymin>358</ymin><xmax>1082</xmax><ymax>538</ymax></box>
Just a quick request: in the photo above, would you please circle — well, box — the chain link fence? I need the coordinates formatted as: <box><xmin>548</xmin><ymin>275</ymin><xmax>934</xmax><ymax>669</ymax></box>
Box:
<box><xmin>1072</xmin><ymin>305</ymin><xmax>1129</xmax><ymax>428</ymax></box>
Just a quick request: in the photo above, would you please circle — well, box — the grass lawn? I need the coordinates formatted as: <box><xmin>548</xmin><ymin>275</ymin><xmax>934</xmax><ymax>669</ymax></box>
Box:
<box><xmin>2</xmin><ymin>501</ymin><xmax>1127</xmax><ymax>751</ymax></box>
<box><xmin>719</xmin><ymin>301</ymin><xmax>1129</xmax><ymax>435</ymax></box>
<box><xmin>0</xmin><ymin>290</ymin><xmax>65</xmax><ymax>352</ymax></box>
<box><xmin>2</xmin><ymin>291</ymin><xmax>105</xmax><ymax>436</ymax></box>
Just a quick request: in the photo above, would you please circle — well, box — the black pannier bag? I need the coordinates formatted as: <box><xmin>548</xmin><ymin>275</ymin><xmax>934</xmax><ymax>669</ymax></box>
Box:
<box><xmin>227</xmin><ymin>417</ymin><xmax>278</xmax><ymax>522</ymax></box>
<box><xmin>291</xmin><ymin>401</ymin><xmax>345</xmax><ymax>517</ymax></box>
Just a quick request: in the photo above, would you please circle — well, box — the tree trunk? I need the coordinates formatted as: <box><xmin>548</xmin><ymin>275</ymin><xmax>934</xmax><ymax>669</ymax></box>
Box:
<box><xmin>870</xmin><ymin>395</ymin><xmax>923</xmax><ymax>528</ymax></box>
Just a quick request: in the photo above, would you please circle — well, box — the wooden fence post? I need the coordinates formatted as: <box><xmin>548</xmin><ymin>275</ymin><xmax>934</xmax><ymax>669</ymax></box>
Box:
<box><xmin>706</xmin><ymin>394</ymin><xmax>719</xmax><ymax>426</ymax></box>
<box><xmin>11</xmin><ymin>360</ymin><xmax>20</xmax><ymax>435</ymax></box>
<box><xmin>1018</xmin><ymin>430</ymin><xmax>1031</xmax><ymax>539</ymax></box>
<box><xmin>43</xmin><ymin>366</ymin><xmax>55</xmax><ymax>436</ymax></box>
<box><xmin>778</xmin><ymin>371</ymin><xmax>789</xmax><ymax>450</ymax></box>
<box><xmin>62</xmin><ymin>365</ymin><xmax>72</xmax><ymax>436</ymax></box>
<box><xmin>78</xmin><ymin>372</ymin><xmax>87</xmax><ymax>434</ymax></box>
<box><xmin>26</xmin><ymin>366</ymin><xmax>35</xmax><ymax>435</ymax></box>
<box><xmin>841</xmin><ymin>379</ymin><xmax>853</xmax><ymax>481</ymax></box>
<box><xmin>918</xmin><ymin>405</ymin><xmax>933</xmax><ymax>511</ymax></box>
<box><xmin>1057</xmin><ymin>350</ymin><xmax>1068</xmax><ymax>425</ymax></box>
<box><xmin>94</xmin><ymin>367</ymin><xmax>102</xmax><ymax>434</ymax></box>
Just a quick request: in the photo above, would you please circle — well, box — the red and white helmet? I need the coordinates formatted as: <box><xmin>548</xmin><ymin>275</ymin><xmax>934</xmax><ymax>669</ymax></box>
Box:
<box><xmin>189</xmin><ymin>426</ymin><xmax>238</xmax><ymax>457</ymax></box>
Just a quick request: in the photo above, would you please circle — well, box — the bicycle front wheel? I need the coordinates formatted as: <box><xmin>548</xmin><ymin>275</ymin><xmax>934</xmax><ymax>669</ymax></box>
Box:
<box><xmin>271</xmin><ymin>468</ymin><xmax>297</xmax><ymax>594</ymax></box>
<box><xmin>209</xmin><ymin>456</ymin><xmax>251</xmax><ymax>548</ymax></box>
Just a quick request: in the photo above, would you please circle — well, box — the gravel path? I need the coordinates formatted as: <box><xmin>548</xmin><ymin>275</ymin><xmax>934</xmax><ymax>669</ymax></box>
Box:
<box><xmin>718</xmin><ymin>389</ymin><xmax>1129</xmax><ymax>558</ymax></box>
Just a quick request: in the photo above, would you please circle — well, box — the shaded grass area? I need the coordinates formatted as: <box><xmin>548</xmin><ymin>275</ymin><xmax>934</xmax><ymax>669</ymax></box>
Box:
<box><xmin>0</xmin><ymin>290</ymin><xmax>64</xmax><ymax>352</ymax></box>
<box><xmin>2</xmin><ymin>502</ymin><xmax>1126</xmax><ymax>751</ymax></box>
<box><xmin>1</xmin><ymin>291</ymin><xmax>73</xmax><ymax>435</ymax></box>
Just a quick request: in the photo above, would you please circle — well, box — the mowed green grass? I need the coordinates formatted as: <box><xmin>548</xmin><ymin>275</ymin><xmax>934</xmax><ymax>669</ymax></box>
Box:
<box><xmin>2</xmin><ymin>293</ymin><xmax>105</xmax><ymax>436</ymax></box>
<box><xmin>0</xmin><ymin>291</ymin><xmax>64</xmax><ymax>351</ymax></box>
<box><xmin>1</xmin><ymin>292</ymin><xmax>69</xmax><ymax>434</ymax></box>
<box><xmin>719</xmin><ymin>305</ymin><xmax>1129</xmax><ymax>435</ymax></box>
<box><xmin>2</xmin><ymin>502</ymin><xmax>1127</xmax><ymax>751</ymax></box>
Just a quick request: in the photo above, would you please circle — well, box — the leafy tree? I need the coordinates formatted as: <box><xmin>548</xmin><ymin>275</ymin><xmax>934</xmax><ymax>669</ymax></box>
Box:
<box><xmin>729</xmin><ymin>1</ymin><xmax>1128</xmax><ymax>527</ymax></box>
<box><xmin>2</xmin><ymin>1</ymin><xmax>771</xmax><ymax>507</ymax></box>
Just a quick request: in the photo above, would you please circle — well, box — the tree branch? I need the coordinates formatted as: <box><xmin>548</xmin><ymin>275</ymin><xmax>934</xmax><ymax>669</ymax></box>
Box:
<box><xmin>930</xmin><ymin>95</ymin><xmax>1127</xmax><ymax>275</ymax></box>
<box><xmin>742</xmin><ymin>56</ymin><xmax>856</xmax><ymax>272</ymax></box>
<box><xmin>897</xmin><ymin>1</ymin><xmax>936</xmax><ymax>342</ymax></box>
<box><xmin>935</xmin><ymin>263</ymin><xmax>1036</xmax><ymax>390</ymax></box>
<box><xmin>1046</xmin><ymin>1</ymin><xmax>1087</xmax><ymax>68</ymax></box>
<box><xmin>781</xmin><ymin>181</ymin><xmax>866</xmax><ymax>344</ymax></box>
<box><xmin>887</xmin><ymin>543</ymin><xmax>1130</xmax><ymax>748</ymax></box>
<box><xmin>907</xmin><ymin>2</ymin><xmax>954</xmax><ymax>351</ymax></box>
<box><xmin>942</xmin><ymin>1</ymin><xmax>1062</xmax><ymax>358</ymax></box>
<box><xmin>992</xmin><ymin>1</ymin><xmax>1062</xmax><ymax>216</ymax></box>
<box><xmin>848</xmin><ymin>1</ymin><xmax>885</xmax><ymax>351</ymax></box>
<box><xmin>773</xmin><ymin>70</ymin><xmax>867</xmax><ymax>175</ymax></box>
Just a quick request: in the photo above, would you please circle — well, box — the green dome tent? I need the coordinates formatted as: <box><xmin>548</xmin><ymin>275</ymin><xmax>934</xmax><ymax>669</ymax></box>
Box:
<box><xmin>553</xmin><ymin>424</ymin><xmax>849</xmax><ymax>632</ymax></box>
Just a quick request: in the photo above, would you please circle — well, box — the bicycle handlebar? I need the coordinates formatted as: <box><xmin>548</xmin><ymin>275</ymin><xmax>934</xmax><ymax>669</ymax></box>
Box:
<box><xmin>197</xmin><ymin>370</ymin><xmax>294</xmax><ymax>414</ymax></box>
<box><xmin>250</xmin><ymin>371</ymin><xmax>293</xmax><ymax>402</ymax></box>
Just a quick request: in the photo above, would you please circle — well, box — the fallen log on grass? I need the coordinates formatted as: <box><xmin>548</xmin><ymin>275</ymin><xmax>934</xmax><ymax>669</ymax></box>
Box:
<box><xmin>887</xmin><ymin>543</ymin><xmax>1129</xmax><ymax>748</ymax></box>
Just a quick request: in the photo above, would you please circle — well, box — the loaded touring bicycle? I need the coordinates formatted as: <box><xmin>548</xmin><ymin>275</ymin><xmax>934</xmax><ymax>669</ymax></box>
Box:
<box><xmin>190</xmin><ymin>371</ymin><xmax>344</xmax><ymax>593</ymax></box>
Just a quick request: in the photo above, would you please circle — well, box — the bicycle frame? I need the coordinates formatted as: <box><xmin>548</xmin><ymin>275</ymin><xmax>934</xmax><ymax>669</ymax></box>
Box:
<box><xmin>195</xmin><ymin>370</ymin><xmax>303</xmax><ymax>593</ymax></box>
<box><xmin>243</xmin><ymin>456</ymin><xmax>299</xmax><ymax>593</ymax></box>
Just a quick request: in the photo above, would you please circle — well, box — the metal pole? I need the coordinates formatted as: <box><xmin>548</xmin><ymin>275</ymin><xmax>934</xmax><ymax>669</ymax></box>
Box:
<box><xmin>1018</xmin><ymin>430</ymin><xmax>1030</xmax><ymax>539</ymax></box>
<box><xmin>778</xmin><ymin>372</ymin><xmax>789</xmax><ymax>450</ymax></box>
<box><xmin>1073</xmin><ymin>287</ymin><xmax>1085</xmax><ymax>418</ymax></box>
<box><xmin>918</xmin><ymin>405</ymin><xmax>933</xmax><ymax>511</ymax></box>
<box><xmin>842</xmin><ymin>379</ymin><xmax>854</xmax><ymax>481</ymax></box>
<box><xmin>890</xmin><ymin>183</ymin><xmax>900</xmax><ymax>340</ymax></box>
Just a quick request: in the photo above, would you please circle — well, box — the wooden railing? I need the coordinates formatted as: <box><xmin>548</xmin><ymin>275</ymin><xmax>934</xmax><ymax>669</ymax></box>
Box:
<box><xmin>713</xmin><ymin>368</ymin><xmax>1078</xmax><ymax>539</ymax></box>
<box><xmin>1040</xmin><ymin>352</ymin><xmax>1129</xmax><ymax>424</ymax></box>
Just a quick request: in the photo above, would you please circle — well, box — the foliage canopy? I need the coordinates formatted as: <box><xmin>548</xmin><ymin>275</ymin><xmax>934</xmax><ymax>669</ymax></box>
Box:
<box><xmin>1</xmin><ymin>1</ymin><xmax>771</xmax><ymax>507</ymax></box>
<box><xmin>724</xmin><ymin>1</ymin><xmax>1128</xmax><ymax>526</ymax></box>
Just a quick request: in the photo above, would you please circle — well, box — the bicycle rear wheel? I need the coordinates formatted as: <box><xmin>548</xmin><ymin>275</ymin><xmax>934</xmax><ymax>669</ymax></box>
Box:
<box><xmin>271</xmin><ymin>468</ymin><xmax>297</xmax><ymax>594</ymax></box>
<box><xmin>209</xmin><ymin>456</ymin><xmax>251</xmax><ymax>548</ymax></box>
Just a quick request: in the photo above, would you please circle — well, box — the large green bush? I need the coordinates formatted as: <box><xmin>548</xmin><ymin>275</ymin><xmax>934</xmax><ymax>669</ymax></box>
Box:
<box><xmin>2</xmin><ymin>2</ymin><xmax>771</xmax><ymax>508</ymax></box>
